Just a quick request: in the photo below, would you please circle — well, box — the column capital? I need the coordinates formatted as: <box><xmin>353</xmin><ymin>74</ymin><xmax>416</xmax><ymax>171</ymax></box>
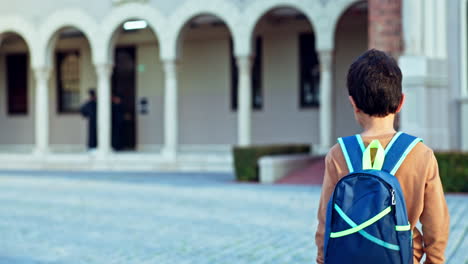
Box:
<box><xmin>235</xmin><ymin>55</ymin><xmax>253</xmax><ymax>75</ymax></box>
<box><xmin>318</xmin><ymin>49</ymin><xmax>333</xmax><ymax>70</ymax></box>
<box><xmin>162</xmin><ymin>58</ymin><xmax>178</xmax><ymax>67</ymax></box>
<box><xmin>235</xmin><ymin>55</ymin><xmax>252</xmax><ymax>61</ymax></box>
<box><xmin>94</xmin><ymin>63</ymin><xmax>113</xmax><ymax>78</ymax></box>
<box><xmin>33</xmin><ymin>66</ymin><xmax>52</xmax><ymax>81</ymax></box>
<box><xmin>162</xmin><ymin>59</ymin><xmax>179</xmax><ymax>79</ymax></box>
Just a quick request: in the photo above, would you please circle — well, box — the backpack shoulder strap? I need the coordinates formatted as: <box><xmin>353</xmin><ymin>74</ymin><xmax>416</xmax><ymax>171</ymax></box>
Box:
<box><xmin>382</xmin><ymin>132</ymin><xmax>423</xmax><ymax>175</ymax></box>
<box><xmin>337</xmin><ymin>135</ymin><xmax>365</xmax><ymax>173</ymax></box>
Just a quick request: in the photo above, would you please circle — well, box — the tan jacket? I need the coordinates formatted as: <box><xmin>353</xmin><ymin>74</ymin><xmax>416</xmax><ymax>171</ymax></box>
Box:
<box><xmin>315</xmin><ymin>133</ymin><xmax>450</xmax><ymax>264</ymax></box>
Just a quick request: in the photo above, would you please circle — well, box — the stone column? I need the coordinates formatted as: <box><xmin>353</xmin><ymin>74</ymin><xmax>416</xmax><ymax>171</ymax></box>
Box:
<box><xmin>236</xmin><ymin>55</ymin><xmax>252</xmax><ymax>146</ymax></box>
<box><xmin>399</xmin><ymin>0</ymin><xmax>427</xmax><ymax>142</ymax></box>
<box><xmin>33</xmin><ymin>66</ymin><xmax>51</xmax><ymax>155</ymax></box>
<box><xmin>319</xmin><ymin>50</ymin><xmax>333</xmax><ymax>151</ymax></box>
<box><xmin>402</xmin><ymin>0</ymin><xmax>422</xmax><ymax>55</ymax></box>
<box><xmin>399</xmin><ymin>0</ymin><xmax>450</xmax><ymax>149</ymax></box>
<box><xmin>162</xmin><ymin>59</ymin><xmax>178</xmax><ymax>160</ymax></box>
<box><xmin>423</xmin><ymin>0</ymin><xmax>436</xmax><ymax>57</ymax></box>
<box><xmin>368</xmin><ymin>0</ymin><xmax>403</xmax><ymax>57</ymax></box>
<box><xmin>95</xmin><ymin>63</ymin><xmax>113</xmax><ymax>157</ymax></box>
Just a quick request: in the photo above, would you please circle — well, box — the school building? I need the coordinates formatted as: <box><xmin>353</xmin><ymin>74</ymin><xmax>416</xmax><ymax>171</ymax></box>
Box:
<box><xmin>0</xmin><ymin>0</ymin><xmax>465</xmax><ymax>171</ymax></box>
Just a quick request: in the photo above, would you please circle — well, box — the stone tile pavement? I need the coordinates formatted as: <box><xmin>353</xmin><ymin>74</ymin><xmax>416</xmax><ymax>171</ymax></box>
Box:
<box><xmin>0</xmin><ymin>171</ymin><xmax>465</xmax><ymax>264</ymax></box>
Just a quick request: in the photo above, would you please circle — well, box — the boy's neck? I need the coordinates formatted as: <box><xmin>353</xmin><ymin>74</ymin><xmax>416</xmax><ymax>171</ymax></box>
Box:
<box><xmin>359</xmin><ymin>113</ymin><xmax>397</xmax><ymax>137</ymax></box>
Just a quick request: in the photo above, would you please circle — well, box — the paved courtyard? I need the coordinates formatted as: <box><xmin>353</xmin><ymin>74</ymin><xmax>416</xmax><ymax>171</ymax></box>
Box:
<box><xmin>0</xmin><ymin>171</ymin><xmax>465</xmax><ymax>264</ymax></box>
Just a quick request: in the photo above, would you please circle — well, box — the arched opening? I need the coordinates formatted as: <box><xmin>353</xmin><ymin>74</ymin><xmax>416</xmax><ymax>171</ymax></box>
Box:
<box><xmin>46</xmin><ymin>27</ymin><xmax>95</xmax><ymax>153</ymax></box>
<box><xmin>333</xmin><ymin>1</ymin><xmax>368</xmax><ymax>139</ymax></box>
<box><xmin>250</xmin><ymin>7</ymin><xmax>319</xmax><ymax>145</ymax></box>
<box><xmin>176</xmin><ymin>14</ymin><xmax>235</xmax><ymax>154</ymax></box>
<box><xmin>108</xmin><ymin>19</ymin><xmax>163</xmax><ymax>153</ymax></box>
<box><xmin>0</xmin><ymin>32</ymin><xmax>33</xmax><ymax>153</ymax></box>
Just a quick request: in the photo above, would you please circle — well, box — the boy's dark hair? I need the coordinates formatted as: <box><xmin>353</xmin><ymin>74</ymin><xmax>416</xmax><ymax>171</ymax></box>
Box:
<box><xmin>347</xmin><ymin>49</ymin><xmax>402</xmax><ymax>117</ymax></box>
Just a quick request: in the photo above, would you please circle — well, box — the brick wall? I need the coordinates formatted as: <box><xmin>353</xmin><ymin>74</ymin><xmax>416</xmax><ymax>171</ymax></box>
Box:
<box><xmin>368</xmin><ymin>0</ymin><xmax>402</xmax><ymax>57</ymax></box>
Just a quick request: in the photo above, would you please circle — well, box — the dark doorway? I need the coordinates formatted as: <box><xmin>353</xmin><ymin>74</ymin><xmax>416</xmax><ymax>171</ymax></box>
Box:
<box><xmin>6</xmin><ymin>53</ymin><xmax>28</xmax><ymax>115</ymax></box>
<box><xmin>112</xmin><ymin>46</ymin><xmax>136</xmax><ymax>151</ymax></box>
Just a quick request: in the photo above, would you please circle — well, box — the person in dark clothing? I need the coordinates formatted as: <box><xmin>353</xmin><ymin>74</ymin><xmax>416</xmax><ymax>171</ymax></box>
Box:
<box><xmin>80</xmin><ymin>89</ymin><xmax>97</xmax><ymax>150</ymax></box>
<box><xmin>111</xmin><ymin>94</ymin><xmax>125</xmax><ymax>151</ymax></box>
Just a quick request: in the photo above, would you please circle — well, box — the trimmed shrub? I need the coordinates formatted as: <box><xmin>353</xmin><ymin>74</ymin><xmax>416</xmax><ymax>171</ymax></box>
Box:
<box><xmin>435</xmin><ymin>152</ymin><xmax>468</xmax><ymax>193</ymax></box>
<box><xmin>233</xmin><ymin>144</ymin><xmax>311</xmax><ymax>182</ymax></box>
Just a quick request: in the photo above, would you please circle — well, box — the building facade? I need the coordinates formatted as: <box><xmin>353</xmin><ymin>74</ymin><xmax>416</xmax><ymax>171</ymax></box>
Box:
<box><xmin>0</xmin><ymin>0</ymin><xmax>464</xmax><ymax>171</ymax></box>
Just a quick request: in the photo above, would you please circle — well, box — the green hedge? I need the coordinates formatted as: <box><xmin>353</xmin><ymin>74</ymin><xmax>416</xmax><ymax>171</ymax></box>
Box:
<box><xmin>435</xmin><ymin>152</ymin><xmax>468</xmax><ymax>193</ymax></box>
<box><xmin>233</xmin><ymin>144</ymin><xmax>311</xmax><ymax>182</ymax></box>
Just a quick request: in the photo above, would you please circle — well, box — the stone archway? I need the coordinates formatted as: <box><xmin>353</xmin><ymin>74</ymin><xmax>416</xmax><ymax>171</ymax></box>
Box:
<box><xmin>105</xmin><ymin>18</ymin><xmax>163</xmax><ymax>152</ymax></box>
<box><xmin>164</xmin><ymin>0</ymin><xmax>240</xmax><ymax>60</ymax></box>
<box><xmin>100</xmin><ymin>3</ymin><xmax>166</xmax><ymax>64</ymax></box>
<box><xmin>42</xmin><ymin>25</ymin><xmax>96</xmax><ymax>153</ymax></box>
<box><xmin>173</xmin><ymin>13</ymin><xmax>237</xmax><ymax>152</ymax></box>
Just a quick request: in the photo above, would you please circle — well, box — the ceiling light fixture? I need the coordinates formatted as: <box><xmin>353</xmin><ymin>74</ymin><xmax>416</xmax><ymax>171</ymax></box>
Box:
<box><xmin>123</xmin><ymin>20</ymin><xmax>148</xmax><ymax>30</ymax></box>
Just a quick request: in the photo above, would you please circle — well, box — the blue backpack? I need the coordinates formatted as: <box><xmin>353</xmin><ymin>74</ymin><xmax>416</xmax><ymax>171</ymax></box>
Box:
<box><xmin>324</xmin><ymin>132</ymin><xmax>422</xmax><ymax>264</ymax></box>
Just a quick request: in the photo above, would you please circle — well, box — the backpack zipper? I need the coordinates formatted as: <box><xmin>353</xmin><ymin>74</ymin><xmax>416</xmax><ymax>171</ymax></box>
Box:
<box><xmin>391</xmin><ymin>189</ymin><xmax>396</xmax><ymax>205</ymax></box>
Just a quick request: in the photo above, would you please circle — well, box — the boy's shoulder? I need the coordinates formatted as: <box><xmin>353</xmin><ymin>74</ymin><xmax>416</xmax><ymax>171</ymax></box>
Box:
<box><xmin>324</xmin><ymin>143</ymin><xmax>346</xmax><ymax>172</ymax></box>
<box><xmin>403</xmin><ymin>139</ymin><xmax>437</xmax><ymax>168</ymax></box>
<box><xmin>410</xmin><ymin>139</ymin><xmax>434</xmax><ymax>156</ymax></box>
<box><xmin>326</xmin><ymin>133</ymin><xmax>436</xmax><ymax>168</ymax></box>
<box><xmin>325</xmin><ymin>143</ymin><xmax>343</xmax><ymax>162</ymax></box>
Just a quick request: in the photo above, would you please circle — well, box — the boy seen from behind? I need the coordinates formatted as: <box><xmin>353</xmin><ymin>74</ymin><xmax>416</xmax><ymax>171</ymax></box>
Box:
<box><xmin>315</xmin><ymin>49</ymin><xmax>449</xmax><ymax>264</ymax></box>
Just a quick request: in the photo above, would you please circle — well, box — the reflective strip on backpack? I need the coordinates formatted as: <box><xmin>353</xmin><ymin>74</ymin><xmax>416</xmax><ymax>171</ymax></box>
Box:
<box><xmin>389</xmin><ymin>137</ymin><xmax>422</xmax><ymax>175</ymax></box>
<box><xmin>338</xmin><ymin>137</ymin><xmax>354</xmax><ymax>173</ymax></box>
<box><xmin>384</xmin><ymin>132</ymin><xmax>403</xmax><ymax>155</ymax></box>
<box><xmin>330</xmin><ymin>204</ymin><xmax>400</xmax><ymax>251</ymax></box>
<box><xmin>395</xmin><ymin>223</ymin><xmax>411</xmax><ymax>231</ymax></box>
<box><xmin>330</xmin><ymin>204</ymin><xmax>392</xmax><ymax>238</ymax></box>
<box><xmin>355</xmin><ymin>134</ymin><xmax>366</xmax><ymax>152</ymax></box>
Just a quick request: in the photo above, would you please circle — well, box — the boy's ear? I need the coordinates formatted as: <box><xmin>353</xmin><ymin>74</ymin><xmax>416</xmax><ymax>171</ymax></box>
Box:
<box><xmin>396</xmin><ymin>93</ymin><xmax>406</xmax><ymax>113</ymax></box>
<box><xmin>348</xmin><ymin>96</ymin><xmax>360</xmax><ymax>113</ymax></box>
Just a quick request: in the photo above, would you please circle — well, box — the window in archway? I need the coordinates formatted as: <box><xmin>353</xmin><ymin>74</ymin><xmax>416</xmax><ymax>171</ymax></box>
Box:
<box><xmin>299</xmin><ymin>33</ymin><xmax>320</xmax><ymax>108</ymax></box>
<box><xmin>6</xmin><ymin>53</ymin><xmax>28</xmax><ymax>115</ymax></box>
<box><xmin>230</xmin><ymin>37</ymin><xmax>263</xmax><ymax>111</ymax></box>
<box><xmin>56</xmin><ymin>50</ymin><xmax>81</xmax><ymax>113</ymax></box>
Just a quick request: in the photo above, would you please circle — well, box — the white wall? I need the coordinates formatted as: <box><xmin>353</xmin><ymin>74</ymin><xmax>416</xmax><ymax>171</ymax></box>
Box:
<box><xmin>248</xmin><ymin>18</ymin><xmax>319</xmax><ymax>145</ymax></box>
<box><xmin>179</xmin><ymin>27</ymin><xmax>236</xmax><ymax>145</ymax></box>
<box><xmin>136</xmin><ymin>43</ymin><xmax>165</xmax><ymax>150</ymax></box>
<box><xmin>333</xmin><ymin>9</ymin><xmax>368</xmax><ymax>140</ymax></box>
<box><xmin>252</xmin><ymin>29</ymin><xmax>320</xmax><ymax>145</ymax></box>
